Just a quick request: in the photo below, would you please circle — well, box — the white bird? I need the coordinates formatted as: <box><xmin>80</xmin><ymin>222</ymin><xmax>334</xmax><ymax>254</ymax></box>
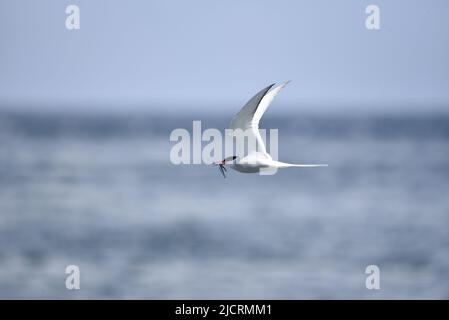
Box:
<box><xmin>215</xmin><ymin>81</ymin><xmax>328</xmax><ymax>178</ymax></box>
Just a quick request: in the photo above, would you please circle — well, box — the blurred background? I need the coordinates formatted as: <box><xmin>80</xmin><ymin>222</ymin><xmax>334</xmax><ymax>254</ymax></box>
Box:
<box><xmin>0</xmin><ymin>0</ymin><xmax>448</xmax><ymax>298</ymax></box>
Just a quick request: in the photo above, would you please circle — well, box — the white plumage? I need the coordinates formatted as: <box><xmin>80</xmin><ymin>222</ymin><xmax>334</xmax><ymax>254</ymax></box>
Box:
<box><xmin>216</xmin><ymin>81</ymin><xmax>328</xmax><ymax>177</ymax></box>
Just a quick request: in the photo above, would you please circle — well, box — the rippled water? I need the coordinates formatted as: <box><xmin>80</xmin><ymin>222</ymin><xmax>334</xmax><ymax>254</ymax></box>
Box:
<box><xmin>0</xmin><ymin>111</ymin><xmax>448</xmax><ymax>299</ymax></box>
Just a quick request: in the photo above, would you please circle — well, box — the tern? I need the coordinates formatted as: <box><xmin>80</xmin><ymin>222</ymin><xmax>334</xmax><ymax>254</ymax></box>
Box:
<box><xmin>215</xmin><ymin>81</ymin><xmax>328</xmax><ymax>178</ymax></box>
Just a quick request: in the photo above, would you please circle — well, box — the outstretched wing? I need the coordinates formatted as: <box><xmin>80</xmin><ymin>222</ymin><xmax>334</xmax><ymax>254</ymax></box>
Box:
<box><xmin>229</xmin><ymin>81</ymin><xmax>290</xmax><ymax>155</ymax></box>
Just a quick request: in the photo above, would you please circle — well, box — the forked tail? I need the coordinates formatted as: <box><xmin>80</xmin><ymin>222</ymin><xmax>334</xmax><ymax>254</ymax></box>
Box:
<box><xmin>271</xmin><ymin>161</ymin><xmax>328</xmax><ymax>168</ymax></box>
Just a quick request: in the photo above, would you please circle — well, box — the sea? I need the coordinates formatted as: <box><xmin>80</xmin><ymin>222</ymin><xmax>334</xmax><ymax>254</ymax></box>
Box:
<box><xmin>0</xmin><ymin>110</ymin><xmax>448</xmax><ymax>299</ymax></box>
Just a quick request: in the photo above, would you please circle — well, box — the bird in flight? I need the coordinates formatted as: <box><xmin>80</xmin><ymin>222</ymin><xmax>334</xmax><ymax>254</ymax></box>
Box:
<box><xmin>215</xmin><ymin>81</ymin><xmax>328</xmax><ymax>178</ymax></box>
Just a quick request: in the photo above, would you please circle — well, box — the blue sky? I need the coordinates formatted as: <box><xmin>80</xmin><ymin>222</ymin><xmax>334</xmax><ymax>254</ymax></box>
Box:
<box><xmin>1</xmin><ymin>0</ymin><xmax>448</xmax><ymax>112</ymax></box>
